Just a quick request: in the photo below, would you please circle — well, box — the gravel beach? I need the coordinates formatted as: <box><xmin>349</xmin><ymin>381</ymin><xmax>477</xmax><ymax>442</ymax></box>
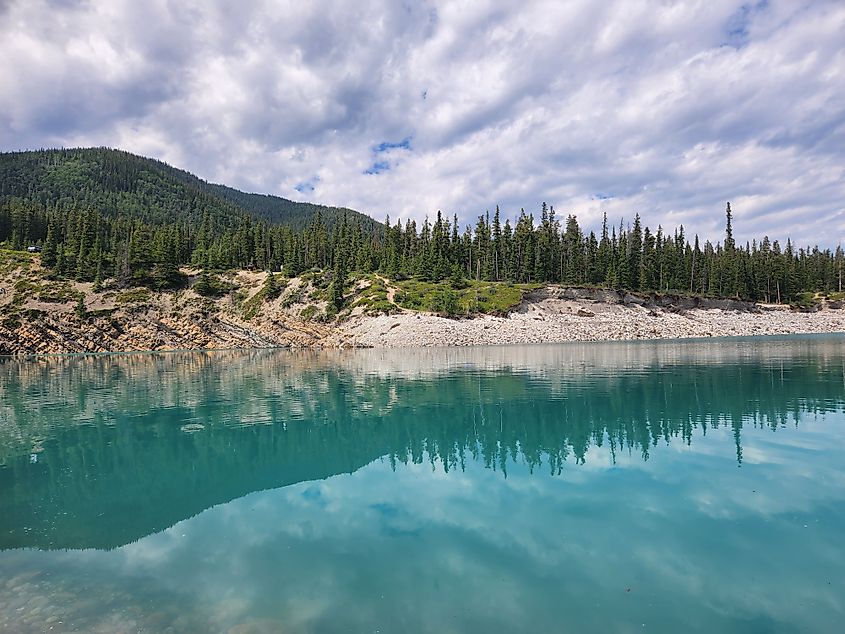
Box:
<box><xmin>340</xmin><ymin>297</ymin><xmax>845</xmax><ymax>348</ymax></box>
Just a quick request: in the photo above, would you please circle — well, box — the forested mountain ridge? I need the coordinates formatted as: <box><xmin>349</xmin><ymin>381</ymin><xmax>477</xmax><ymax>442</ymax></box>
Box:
<box><xmin>204</xmin><ymin>182</ymin><xmax>370</xmax><ymax>231</ymax></box>
<box><xmin>0</xmin><ymin>147</ymin><xmax>376</xmax><ymax>231</ymax></box>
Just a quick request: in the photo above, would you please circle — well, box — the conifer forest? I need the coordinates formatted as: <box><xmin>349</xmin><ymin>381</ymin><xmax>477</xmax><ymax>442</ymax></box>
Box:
<box><xmin>1</xmin><ymin>148</ymin><xmax>842</xmax><ymax>304</ymax></box>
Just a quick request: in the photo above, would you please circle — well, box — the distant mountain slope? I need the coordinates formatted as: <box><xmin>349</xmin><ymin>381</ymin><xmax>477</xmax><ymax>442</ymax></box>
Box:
<box><xmin>205</xmin><ymin>183</ymin><xmax>374</xmax><ymax>231</ymax></box>
<box><xmin>0</xmin><ymin>147</ymin><xmax>376</xmax><ymax>231</ymax></box>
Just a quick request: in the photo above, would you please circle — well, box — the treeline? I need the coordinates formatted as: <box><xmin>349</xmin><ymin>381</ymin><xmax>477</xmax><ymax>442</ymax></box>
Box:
<box><xmin>0</xmin><ymin>195</ymin><xmax>367</xmax><ymax>289</ymax></box>
<box><xmin>1</xmin><ymin>193</ymin><xmax>843</xmax><ymax>302</ymax></box>
<box><xmin>377</xmin><ymin>203</ymin><xmax>843</xmax><ymax>303</ymax></box>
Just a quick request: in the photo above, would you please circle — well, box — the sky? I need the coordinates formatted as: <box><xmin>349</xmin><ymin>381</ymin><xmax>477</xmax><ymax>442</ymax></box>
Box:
<box><xmin>1</xmin><ymin>0</ymin><xmax>844</xmax><ymax>246</ymax></box>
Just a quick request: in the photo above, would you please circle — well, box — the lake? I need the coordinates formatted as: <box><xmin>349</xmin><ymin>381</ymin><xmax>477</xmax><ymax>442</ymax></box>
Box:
<box><xmin>1</xmin><ymin>335</ymin><xmax>844</xmax><ymax>633</ymax></box>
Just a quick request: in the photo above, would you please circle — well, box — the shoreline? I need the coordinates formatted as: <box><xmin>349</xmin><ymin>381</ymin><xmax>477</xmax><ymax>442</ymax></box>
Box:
<box><xmin>5</xmin><ymin>331</ymin><xmax>845</xmax><ymax>361</ymax></box>
<box><xmin>339</xmin><ymin>301</ymin><xmax>845</xmax><ymax>349</ymax></box>
<box><xmin>2</xmin><ymin>295</ymin><xmax>843</xmax><ymax>356</ymax></box>
<box><xmin>0</xmin><ymin>253</ymin><xmax>845</xmax><ymax>357</ymax></box>
<box><xmin>2</xmin><ymin>255</ymin><xmax>843</xmax><ymax>355</ymax></box>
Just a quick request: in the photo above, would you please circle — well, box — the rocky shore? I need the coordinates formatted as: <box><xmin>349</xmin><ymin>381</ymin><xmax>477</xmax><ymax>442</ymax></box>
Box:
<box><xmin>340</xmin><ymin>295</ymin><xmax>845</xmax><ymax>348</ymax></box>
<box><xmin>4</xmin><ymin>290</ymin><xmax>841</xmax><ymax>356</ymax></box>
<box><xmin>0</xmin><ymin>305</ymin><xmax>342</xmax><ymax>356</ymax></box>
<box><xmin>1</xmin><ymin>255</ymin><xmax>843</xmax><ymax>355</ymax></box>
<box><xmin>0</xmin><ymin>265</ymin><xmax>351</xmax><ymax>355</ymax></box>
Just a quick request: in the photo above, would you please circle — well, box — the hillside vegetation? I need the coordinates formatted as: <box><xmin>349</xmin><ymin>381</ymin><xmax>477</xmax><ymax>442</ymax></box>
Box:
<box><xmin>0</xmin><ymin>147</ymin><xmax>842</xmax><ymax>315</ymax></box>
<box><xmin>0</xmin><ymin>147</ymin><xmax>375</xmax><ymax>231</ymax></box>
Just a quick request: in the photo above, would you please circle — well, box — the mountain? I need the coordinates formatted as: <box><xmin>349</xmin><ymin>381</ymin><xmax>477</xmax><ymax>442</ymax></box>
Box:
<box><xmin>0</xmin><ymin>147</ymin><xmax>377</xmax><ymax>231</ymax></box>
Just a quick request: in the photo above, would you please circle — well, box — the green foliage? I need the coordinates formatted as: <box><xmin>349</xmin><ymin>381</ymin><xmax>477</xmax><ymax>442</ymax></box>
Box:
<box><xmin>790</xmin><ymin>292</ymin><xmax>821</xmax><ymax>310</ymax></box>
<box><xmin>329</xmin><ymin>254</ymin><xmax>347</xmax><ymax>312</ymax></box>
<box><xmin>365</xmin><ymin>299</ymin><xmax>399</xmax><ymax>315</ymax></box>
<box><xmin>394</xmin><ymin>278</ymin><xmax>530</xmax><ymax>316</ymax></box>
<box><xmin>0</xmin><ymin>249</ymin><xmax>33</xmax><ymax>276</ymax></box>
<box><xmin>242</xmin><ymin>294</ymin><xmax>263</xmax><ymax>321</ymax></box>
<box><xmin>300</xmin><ymin>304</ymin><xmax>318</xmax><ymax>320</ymax></box>
<box><xmin>240</xmin><ymin>273</ymin><xmax>289</xmax><ymax>320</ymax></box>
<box><xmin>263</xmin><ymin>273</ymin><xmax>286</xmax><ymax>300</ymax></box>
<box><xmin>115</xmin><ymin>288</ymin><xmax>152</xmax><ymax>304</ymax></box>
<box><xmin>1</xmin><ymin>151</ymin><xmax>841</xmax><ymax>306</ymax></box>
<box><xmin>466</xmin><ymin>282</ymin><xmax>531</xmax><ymax>315</ymax></box>
<box><xmin>193</xmin><ymin>273</ymin><xmax>234</xmax><ymax>298</ymax></box>
<box><xmin>11</xmin><ymin>278</ymin><xmax>38</xmax><ymax>306</ymax></box>
<box><xmin>37</xmin><ymin>282</ymin><xmax>80</xmax><ymax>304</ymax></box>
<box><xmin>449</xmin><ymin>265</ymin><xmax>468</xmax><ymax>289</ymax></box>
<box><xmin>2</xmin><ymin>311</ymin><xmax>21</xmax><ymax>330</ymax></box>
<box><xmin>281</xmin><ymin>288</ymin><xmax>305</xmax><ymax>309</ymax></box>
<box><xmin>205</xmin><ymin>184</ymin><xmax>377</xmax><ymax>232</ymax></box>
<box><xmin>350</xmin><ymin>277</ymin><xmax>399</xmax><ymax>315</ymax></box>
<box><xmin>0</xmin><ymin>148</ymin><xmax>374</xmax><ymax>232</ymax></box>
<box><xmin>430</xmin><ymin>288</ymin><xmax>460</xmax><ymax>316</ymax></box>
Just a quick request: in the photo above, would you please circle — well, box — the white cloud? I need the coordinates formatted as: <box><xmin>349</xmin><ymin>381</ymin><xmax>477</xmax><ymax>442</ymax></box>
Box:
<box><xmin>1</xmin><ymin>0</ymin><xmax>844</xmax><ymax>245</ymax></box>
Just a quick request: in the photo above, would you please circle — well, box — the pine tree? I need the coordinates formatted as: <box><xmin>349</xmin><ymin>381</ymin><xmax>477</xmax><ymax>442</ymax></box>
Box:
<box><xmin>725</xmin><ymin>202</ymin><xmax>735</xmax><ymax>251</ymax></box>
<box><xmin>330</xmin><ymin>248</ymin><xmax>347</xmax><ymax>312</ymax></box>
<box><xmin>628</xmin><ymin>214</ymin><xmax>642</xmax><ymax>290</ymax></box>
<box><xmin>492</xmin><ymin>206</ymin><xmax>502</xmax><ymax>281</ymax></box>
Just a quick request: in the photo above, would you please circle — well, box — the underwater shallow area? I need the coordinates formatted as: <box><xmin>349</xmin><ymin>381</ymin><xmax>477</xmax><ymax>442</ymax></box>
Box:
<box><xmin>1</xmin><ymin>335</ymin><xmax>844</xmax><ymax>633</ymax></box>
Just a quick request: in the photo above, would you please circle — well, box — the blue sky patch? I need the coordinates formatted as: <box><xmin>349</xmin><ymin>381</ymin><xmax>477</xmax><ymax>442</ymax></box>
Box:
<box><xmin>294</xmin><ymin>176</ymin><xmax>319</xmax><ymax>194</ymax></box>
<box><xmin>373</xmin><ymin>137</ymin><xmax>412</xmax><ymax>153</ymax></box>
<box><xmin>723</xmin><ymin>0</ymin><xmax>769</xmax><ymax>48</ymax></box>
<box><xmin>364</xmin><ymin>160</ymin><xmax>390</xmax><ymax>175</ymax></box>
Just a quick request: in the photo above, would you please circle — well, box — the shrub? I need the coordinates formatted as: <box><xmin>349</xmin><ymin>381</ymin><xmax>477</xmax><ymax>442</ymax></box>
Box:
<box><xmin>193</xmin><ymin>273</ymin><xmax>234</xmax><ymax>298</ymax></box>
<box><xmin>430</xmin><ymin>289</ymin><xmax>460</xmax><ymax>316</ymax></box>
<box><xmin>263</xmin><ymin>273</ymin><xmax>286</xmax><ymax>300</ymax></box>
<box><xmin>37</xmin><ymin>282</ymin><xmax>80</xmax><ymax>304</ymax></box>
<box><xmin>115</xmin><ymin>288</ymin><xmax>152</xmax><ymax>304</ymax></box>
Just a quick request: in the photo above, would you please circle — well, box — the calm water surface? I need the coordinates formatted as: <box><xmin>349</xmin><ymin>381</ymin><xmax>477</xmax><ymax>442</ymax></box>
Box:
<box><xmin>1</xmin><ymin>336</ymin><xmax>844</xmax><ymax>633</ymax></box>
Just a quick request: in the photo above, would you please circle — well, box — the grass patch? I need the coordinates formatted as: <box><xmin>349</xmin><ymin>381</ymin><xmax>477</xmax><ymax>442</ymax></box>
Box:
<box><xmin>364</xmin><ymin>299</ymin><xmax>399</xmax><ymax>315</ymax></box>
<box><xmin>300</xmin><ymin>304</ymin><xmax>318</xmax><ymax>321</ymax></box>
<box><xmin>241</xmin><ymin>275</ymin><xmax>289</xmax><ymax>320</ymax></box>
<box><xmin>0</xmin><ymin>248</ymin><xmax>34</xmax><ymax>276</ymax></box>
<box><xmin>394</xmin><ymin>278</ymin><xmax>532</xmax><ymax>316</ymax></box>
<box><xmin>2</xmin><ymin>310</ymin><xmax>21</xmax><ymax>330</ymax></box>
<box><xmin>350</xmin><ymin>277</ymin><xmax>399</xmax><ymax>315</ymax></box>
<box><xmin>201</xmin><ymin>298</ymin><xmax>219</xmax><ymax>314</ymax></box>
<box><xmin>242</xmin><ymin>290</ymin><xmax>265</xmax><ymax>320</ymax></box>
<box><xmin>87</xmin><ymin>308</ymin><xmax>117</xmax><ymax>318</ymax></box>
<box><xmin>115</xmin><ymin>288</ymin><xmax>152</xmax><ymax>304</ymax></box>
<box><xmin>37</xmin><ymin>281</ymin><xmax>80</xmax><ymax>304</ymax></box>
<box><xmin>309</xmin><ymin>287</ymin><xmax>329</xmax><ymax>302</ymax></box>
<box><xmin>281</xmin><ymin>287</ymin><xmax>305</xmax><ymax>308</ymax></box>
<box><xmin>10</xmin><ymin>278</ymin><xmax>39</xmax><ymax>306</ymax></box>
<box><xmin>790</xmin><ymin>292</ymin><xmax>821</xmax><ymax>310</ymax></box>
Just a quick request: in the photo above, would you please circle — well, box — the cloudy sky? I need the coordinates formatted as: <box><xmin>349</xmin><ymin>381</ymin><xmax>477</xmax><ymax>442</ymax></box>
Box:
<box><xmin>1</xmin><ymin>0</ymin><xmax>844</xmax><ymax>245</ymax></box>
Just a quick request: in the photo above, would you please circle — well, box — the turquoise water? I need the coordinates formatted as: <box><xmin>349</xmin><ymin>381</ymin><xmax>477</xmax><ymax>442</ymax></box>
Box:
<box><xmin>1</xmin><ymin>336</ymin><xmax>844</xmax><ymax>633</ymax></box>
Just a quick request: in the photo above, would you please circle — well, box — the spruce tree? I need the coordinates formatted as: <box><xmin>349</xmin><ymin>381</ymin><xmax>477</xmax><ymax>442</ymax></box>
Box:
<box><xmin>330</xmin><ymin>250</ymin><xmax>347</xmax><ymax>312</ymax></box>
<box><xmin>725</xmin><ymin>202</ymin><xmax>735</xmax><ymax>251</ymax></box>
<box><xmin>628</xmin><ymin>214</ymin><xmax>643</xmax><ymax>290</ymax></box>
<box><xmin>41</xmin><ymin>216</ymin><xmax>58</xmax><ymax>268</ymax></box>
